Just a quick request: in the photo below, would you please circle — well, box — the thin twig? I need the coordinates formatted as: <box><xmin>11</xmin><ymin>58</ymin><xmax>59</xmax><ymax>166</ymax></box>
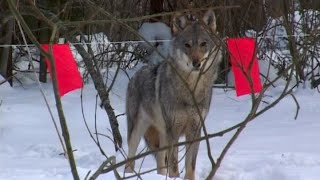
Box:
<box><xmin>289</xmin><ymin>92</ymin><xmax>300</xmax><ymax>120</ymax></box>
<box><xmin>9</xmin><ymin>1</ymin><xmax>68</xmax><ymax>158</ymax></box>
<box><xmin>7</xmin><ymin>1</ymin><xmax>80</xmax><ymax>179</ymax></box>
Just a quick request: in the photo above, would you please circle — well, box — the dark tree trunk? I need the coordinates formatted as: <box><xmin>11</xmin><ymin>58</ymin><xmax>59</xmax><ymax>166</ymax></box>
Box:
<box><xmin>0</xmin><ymin>13</ymin><xmax>14</xmax><ymax>86</ymax></box>
<box><xmin>300</xmin><ymin>0</ymin><xmax>320</xmax><ymax>11</ymax></box>
<box><xmin>150</xmin><ymin>0</ymin><xmax>164</xmax><ymax>22</ymax></box>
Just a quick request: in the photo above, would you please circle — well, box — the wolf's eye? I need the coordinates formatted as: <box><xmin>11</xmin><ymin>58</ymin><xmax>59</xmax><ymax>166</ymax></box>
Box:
<box><xmin>185</xmin><ymin>43</ymin><xmax>191</xmax><ymax>48</ymax></box>
<box><xmin>200</xmin><ymin>42</ymin><xmax>207</xmax><ymax>47</ymax></box>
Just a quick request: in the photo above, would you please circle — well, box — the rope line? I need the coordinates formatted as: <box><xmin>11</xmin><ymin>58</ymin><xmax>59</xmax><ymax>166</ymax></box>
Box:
<box><xmin>0</xmin><ymin>33</ymin><xmax>319</xmax><ymax>48</ymax></box>
<box><xmin>0</xmin><ymin>39</ymin><xmax>172</xmax><ymax>47</ymax></box>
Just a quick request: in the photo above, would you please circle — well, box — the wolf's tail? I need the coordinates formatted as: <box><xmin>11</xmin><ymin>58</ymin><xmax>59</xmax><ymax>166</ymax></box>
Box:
<box><xmin>144</xmin><ymin>126</ymin><xmax>160</xmax><ymax>152</ymax></box>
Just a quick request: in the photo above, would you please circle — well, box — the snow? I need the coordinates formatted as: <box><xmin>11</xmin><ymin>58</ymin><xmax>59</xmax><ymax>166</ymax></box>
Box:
<box><xmin>1</xmin><ymin>68</ymin><xmax>320</xmax><ymax>180</ymax></box>
<box><xmin>138</xmin><ymin>22</ymin><xmax>172</xmax><ymax>44</ymax></box>
<box><xmin>138</xmin><ymin>22</ymin><xmax>172</xmax><ymax>65</ymax></box>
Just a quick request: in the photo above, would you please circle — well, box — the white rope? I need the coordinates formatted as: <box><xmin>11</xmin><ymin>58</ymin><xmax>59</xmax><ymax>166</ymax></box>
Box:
<box><xmin>256</xmin><ymin>33</ymin><xmax>320</xmax><ymax>39</ymax></box>
<box><xmin>0</xmin><ymin>33</ymin><xmax>319</xmax><ymax>48</ymax></box>
<box><xmin>0</xmin><ymin>39</ymin><xmax>173</xmax><ymax>48</ymax></box>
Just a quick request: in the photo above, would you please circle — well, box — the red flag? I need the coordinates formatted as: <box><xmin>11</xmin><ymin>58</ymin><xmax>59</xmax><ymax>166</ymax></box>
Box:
<box><xmin>42</xmin><ymin>44</ymin><xmax>83</xmax><ymax>96</ymax></box>
<box><xmin>226</xmin><ymin>38</ymin><xmax>262</xmax><ymax>96</ymax></box>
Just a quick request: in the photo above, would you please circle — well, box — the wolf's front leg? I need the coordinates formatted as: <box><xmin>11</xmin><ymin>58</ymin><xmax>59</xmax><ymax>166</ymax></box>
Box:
<box><xmin>184</xmin><ymin>129</ymin><xmax>201</xmax><ymax>180</ymax></box>
<box><xmin>167</xmin><ymin>138</ymin><xmax>179</xmax><ymax>178</ymax></box>
<box><xmin>156</xmin><ymin>135</ymin><xmax>168</xmax><ymax>175</ymax></box>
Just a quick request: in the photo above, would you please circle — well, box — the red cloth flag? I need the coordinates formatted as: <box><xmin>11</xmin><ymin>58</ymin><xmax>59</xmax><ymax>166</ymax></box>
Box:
<box><xmin>42</xmin><ymin>44</ymin><xmax>83</xmax><ymax>96</ymax></box>
<box><xmin>226</xmin><ymin>38</ymin><xmax>262</xmax><ymax>96</ymax></box>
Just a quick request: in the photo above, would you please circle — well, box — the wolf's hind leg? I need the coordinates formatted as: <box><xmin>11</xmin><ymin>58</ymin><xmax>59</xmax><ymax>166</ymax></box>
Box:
<box><xmin>125</xmin><ymin>118</ymin><xmax>149</xmax><ymax>173</ymax></box>
<box><xmin>155</xmin><ymin>134</ymin><xmax>170</xmax><ymax>175</ymax></box>
<box><xmin>144</xmin><ymin>125</ymin><xmax>170</xmax><ymax>175</ymax></box>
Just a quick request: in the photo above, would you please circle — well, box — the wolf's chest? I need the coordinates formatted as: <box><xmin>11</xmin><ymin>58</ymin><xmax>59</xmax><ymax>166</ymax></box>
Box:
<box><xmin>171</xmin><ymin>80</ymin><xmax>210</xmax><ymax>105</ymax></box>
<box><xmin>167</xmin><ymin>102</ymin><xmax>207</xmax><ymax>135</ymax></box>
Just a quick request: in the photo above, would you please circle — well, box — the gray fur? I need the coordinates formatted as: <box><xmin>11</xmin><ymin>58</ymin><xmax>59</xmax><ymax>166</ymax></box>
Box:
<box><xmin>125</xmin><ymin>10</ymin><xmax>222</xmax><ymax>180</ymax></box>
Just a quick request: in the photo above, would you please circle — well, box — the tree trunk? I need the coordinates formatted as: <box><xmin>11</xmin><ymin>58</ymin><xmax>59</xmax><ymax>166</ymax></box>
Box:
<box><xmin>150</xmin><ymin>0</ymin><xmax>164</xmax><ymax>22</ymax></box>
<box><xmin>69</xmin><ymin>39</ymin><xmax>123</xmax><ymax>151</ymax></box>
<box><xmin>0</xmin><ymin>18</ymin><xmax>14</xmax><ymax>86</ymax></box>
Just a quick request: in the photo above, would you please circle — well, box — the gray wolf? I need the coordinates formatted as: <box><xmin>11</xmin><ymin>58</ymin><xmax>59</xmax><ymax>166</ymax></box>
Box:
<box><xmin>125</xmin><ymin>9</ymin><xmax>222</xmax><ymax>180</ymax></box>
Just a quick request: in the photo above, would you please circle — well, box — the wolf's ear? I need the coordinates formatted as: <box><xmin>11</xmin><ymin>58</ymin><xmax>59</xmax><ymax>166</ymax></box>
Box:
<box><xmin>172</xmin><ymin>13</ymin><xmax>187</xmax><ymax>35</ymax></box>
<box><xmin>202</xmin><ymin>9</ymin><xmax>217</xmax><ymax>32</ymax></box>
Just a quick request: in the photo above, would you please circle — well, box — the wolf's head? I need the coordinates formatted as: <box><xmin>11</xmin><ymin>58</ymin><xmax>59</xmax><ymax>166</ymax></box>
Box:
<box><xmin>170</xmin><ymin>9</ymin><xmax>222</xmax><ymax>73</ymax></box>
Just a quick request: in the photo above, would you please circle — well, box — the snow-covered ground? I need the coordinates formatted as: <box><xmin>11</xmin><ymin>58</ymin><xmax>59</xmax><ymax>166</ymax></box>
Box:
<box><xmin>1</xmin><ymin>69</ymin><xmax>320</xmax><ymax>180</ymax></box>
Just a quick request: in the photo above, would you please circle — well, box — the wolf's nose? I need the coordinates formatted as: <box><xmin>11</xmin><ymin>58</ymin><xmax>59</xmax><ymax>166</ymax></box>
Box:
<box><xmin>192</xmin><ymin>60</ymin><xmax>201</xmax><ymax>68</ymax></box>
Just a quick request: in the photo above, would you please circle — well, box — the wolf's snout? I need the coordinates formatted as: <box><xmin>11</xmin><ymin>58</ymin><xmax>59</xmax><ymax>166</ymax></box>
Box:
<box><xmin>192</xmin><ymin>60</ymin><xmax>201</xmax><ymax>68</ymax></box>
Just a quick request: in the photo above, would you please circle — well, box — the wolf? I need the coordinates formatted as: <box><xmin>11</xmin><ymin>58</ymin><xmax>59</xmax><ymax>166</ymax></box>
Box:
<box><xmin>125</xmin><ymin>9</ymin><xmax>222</xmax><ymax>180</ymax></box>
